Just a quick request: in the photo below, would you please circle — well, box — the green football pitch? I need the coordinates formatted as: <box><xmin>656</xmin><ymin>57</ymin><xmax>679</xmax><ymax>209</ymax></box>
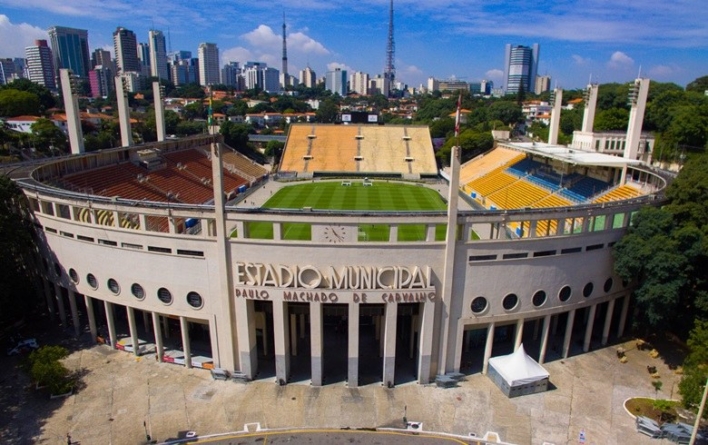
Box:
<box><xmin>243</xmin><ymin>181</ymin><xmax>449</xmax><ymax>241</ymax></box>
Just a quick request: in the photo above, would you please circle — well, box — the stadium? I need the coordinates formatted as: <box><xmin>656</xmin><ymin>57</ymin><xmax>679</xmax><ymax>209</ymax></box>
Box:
<box><xmin>7</xmin><ymin>78</ymin><xmax>668</xmax><ymax>388</ymax></box>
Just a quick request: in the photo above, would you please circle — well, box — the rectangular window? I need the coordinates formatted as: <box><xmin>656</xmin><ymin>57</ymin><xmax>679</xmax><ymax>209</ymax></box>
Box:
<box><xmin>533</xmin><ymin>250</ymin><xmax>556</xmax><ymax>257</ymax></box>
<box><xmin>60</xmin><ymin>231</ymin><xmax>74</xmax><ymax>238</ymax></box>
<box><xmin>45</xmin><ymin>227</ymin><xmax>57</xmax><ymax>233</ymax></box>
<box><xmin>98</xmin><ymin>239</ymin><xmax>117</xmax><ymax>246</ymax></box>
<box><xmin>468</xmin><ymin>254</ymin><xmax>497</xmax><ymax>262</ymax></box>
<box><xmin>502</xmin><ymin>252</ymin><xmax>528</xmax><ymax>260</ymax></box>
<box><xmin>586</xmin><ymin>243</ymin><xmax>604</xmax><ymax>251</ymax></box>
<box><xmin>148</xmin><ymin>246</ymin><xmax>172</xmax><ymax>254</ymax></box>
<box><xmin>77</xmin><ymin>235</ymin><xmax>95</xmax><ymax>242</ymax></box>
<box><xmin>560</xmin><ymin>247</ymin><xmax>582</xmax><ymax>254</ymax></box>
<box><xmin>177</xmin><ymin>249</ymin><xmax>204</xmax><ymax>257</ymax></box>
<box><xmin>121</xmin><ymin>242</ymin><xmax>142</xmax><ymax>250</ymax></box>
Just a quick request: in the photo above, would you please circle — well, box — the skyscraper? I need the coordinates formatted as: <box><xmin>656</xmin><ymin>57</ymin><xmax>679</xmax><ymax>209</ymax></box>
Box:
<box><xmin>25</xmin><ymin>40</ymin><xmax>56</xmax><ymax>90</ymax></box>
<box><xmin>0</xmin><ymin>59</ymin><xmax>17</xmax><ymax>85</ymax></box>
<box><xmin>198</xmin><ymin>43</ymin><xmax>219</xmax><ymax>86</ymax></box>
<box><xmin>299</xmin><ymin>66</ymin><xmax>316</xmax><ymax>88</ymax></box>
<box><xmin>351</xmin><ymin>71</ymin><xmax>370</xmax><ymax>95</ymax></box>
<box><xmin>535</xmin><ymin>75</ymin><xmax>551</xmax><ymax>95</ymax></box>
<box><xmin>325</xmin><ymin>68</ymin><xmax>347</xmax><ymax>96</ymax></box>
<box><xmin>113</xmin><ymin>27</ymin><xmax>140</xmax><ymax>74</ymax></box>
<box><xmin>503</xmin><ymin>43</ymin><xmax>539</xmax><ymax>95</ymax></box>
<box><xmin>47</xmin><ymin>26</ymin><xmax>90</xmax><ymax>77</ymax></box>
<box><xmin>137</xmin><ymin>43</ymin><xmax>151</xmax><ymax>77</ymax></box>
<box><xmin>149</xmin><ymin>30</ymin><xmax>168</xmax><ymax>81</ymax></box>
<box><xmin>91</xmin><ymin>48</ymin><xmax>114</xmax><ymax>72</ymax></box>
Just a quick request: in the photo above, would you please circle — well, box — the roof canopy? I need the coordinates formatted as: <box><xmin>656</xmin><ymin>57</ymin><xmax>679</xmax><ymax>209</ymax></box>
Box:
<box><xmin>501</xmin><ymin>141</ymin><xmax>642</xmax><ymax>168</ymax></box>
<box><xmin>488</xmin><ymin>344</ymin><xmax>549</xmax><ymax>387</ymax></box>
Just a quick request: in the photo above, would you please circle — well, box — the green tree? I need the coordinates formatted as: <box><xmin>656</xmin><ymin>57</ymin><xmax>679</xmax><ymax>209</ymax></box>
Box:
<box><xmin>0</xmin><ymin>176</ymin><xmax>38</xmax><ymax>326</ymax></box>
<box><xmin>220</xmin><ymin>121</ymin><xmax>252</xmax><ymax>150</ymax></box>
<box><xmin>0</xmin><ymin>89</ymin><xmax>41</xmax><ymax>117</ymax></box>
<box><xmin>686</xmin><ymin>75</ymin><xmax>708</xmax><ymax>94</ymax></box>
<box><xmin>487</xmin><ymin>101</ymin><xmax>523</xmax><ymax>126</ymax></box>
<box><xmin>315</xmin><ymin>99</ymin><xmax>339</xmax><ymax>123</ymax></box>
<box><xmin>429</xmin><ymin>117</ymin><xmax>455</xmax><ymax>138</ymax></box>
<box><xmin>594</xmin><ymin>108</ymin><xmax>629</xmax><ymax>131</ymax></box>
<box><xmin>0</xmin><ymin>78</ymin><xmax>55</xmax><ymax>111</ymax></box>
<box><xmin>679</xmin><ymin>321</ymin><xmax>708</xmax><ymax>410</ymax></box>
<box><xmin>28</xmin><ymin>345</ymin><xmax>72</xmax><ymax>394</ymax></box>
<box><xmin>31</xmin><ymin>118</ymin><xmax>67</xmax><ymax>154</ymax></box>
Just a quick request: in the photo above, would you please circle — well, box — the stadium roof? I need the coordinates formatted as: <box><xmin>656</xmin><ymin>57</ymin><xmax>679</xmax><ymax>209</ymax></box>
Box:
<box><xmin>503</xmin><ymin>142</ymin><xmax>643</xmax><ymax>168</ymax></box>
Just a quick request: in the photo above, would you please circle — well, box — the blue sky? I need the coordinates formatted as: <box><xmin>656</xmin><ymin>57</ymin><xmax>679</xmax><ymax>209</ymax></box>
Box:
<box><xmin>1</xmin><ymin>0</ymin><xmax>706</xmax><ymax>90</ymax></box>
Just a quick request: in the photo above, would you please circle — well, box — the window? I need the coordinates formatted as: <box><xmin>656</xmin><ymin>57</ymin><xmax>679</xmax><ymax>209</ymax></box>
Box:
<box><xmin>533</xmin><ymin>250</ymin><xmax>556</xmax><ymax>257</ymax></box>
<box><xmin>177</xmin><ymin>249</ymin><xmax>204</xmax><ymax>257</ymax></box>
<box><xmin>148</xmin><ymin>246</ymin><xmax>172</xmax><ymax>254</ymax></box>
<box><xmin>98</xmin><ymin>239</ymin><xmax>117</xmax><ymax>246</ymax></box>
<box><xmin>107</xmin><ymin>278</ymin><xmax>120</xmax><ymax>295</ymax></box>
<box><xmin>604</xmin><ymin>278</ymin><xmax>614</xmax><ymax>293</ymax></box>
<box><xmin>157</xmin><ymin>287</ymin><xmax>172</xmax><ymax>304</ymax></box>
<box><xmin>77</xmin><ymin>235</ymin><xmax>95</xmax><ymax>242</ymax></box>
<box><xmin>469</xmin><ymin>254</ymin><xmax>497</xmax><ymax>262</ymax></box>
<box><xmin>561</xmin><ymin>247</ymin><xmax>582</xmax><ymax>255</ymax></box>
<box><xmin>471</xmin><ymin>297</ymin><xmax>488</xmax><ymax>314</ymax></box>
<box><xmin>583</xmin><ymin>282</ymin><xmax>594</xmax><ymax>298</ymax></box>
<box><xmin>69</xmin><ymin>268</ymin><xmax>79</xmax><ymax>284</ymax></box>
<box><xmin>503</xmin><ymin>293</ymin><xmax>519</xmax><ymax>311</ymax></box>
<box><xmin>503</xmin><ymin>252</ymin><xmax>528</xmax><ymax>260</ymax></box>
<box><xmin>187</xmin><ymin>291</ymin><xmax>203</xmax><ymax>309</ymax></box>
<box><xmin>131</xmin><ymin>283</ymin><xmax>145</xmax><ymax>300</ymax></box>
<box><xmin>586</xmin><ymin>244</ymin><xmax>604</xmax><ymax>251</ymax></box>
<box><xmin>559</xmin><ymin>286</ymin><xmax>572</xmax><ymax>302</ymax></box>
<box><xmin>532</xmin><ymin>290</ymin><xmax>547</xmax><ymax>307</ymax></box>
<box><xmin>87</xmin><ymin>273</ymin><xmax>98</xmax><ymax>290</ymax></box>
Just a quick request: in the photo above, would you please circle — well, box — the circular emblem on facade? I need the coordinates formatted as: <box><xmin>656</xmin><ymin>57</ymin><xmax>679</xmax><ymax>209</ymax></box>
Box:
<box><xmin>323</xmin><ymin>224</ymin><xmax>348</xmax><ymax>243</ymax></box>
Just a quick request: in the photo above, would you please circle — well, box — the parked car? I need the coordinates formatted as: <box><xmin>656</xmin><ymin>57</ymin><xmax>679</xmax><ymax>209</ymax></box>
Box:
<box><xmin>6</xmin><ymin>338</ymin><xmax>39</xmax><ymax>356</ymax></box>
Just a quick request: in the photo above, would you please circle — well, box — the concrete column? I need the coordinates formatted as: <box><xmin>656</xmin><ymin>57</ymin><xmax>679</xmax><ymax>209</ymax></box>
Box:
<box><xmin>482</xmin><ymin>322</ymin><xmax>495</xmax><ymax>375</ymax></box>
<box><xmin>602</xmin><ymin>299</ymin><xmax>616</xmax><ymax>345</ymax></box>
<box><xmin>59</xmin><ymin>69</ymin><xmax>85</xmax><ymax>154</ymax></box>
<box><xmin>127</xmin><ymin>307</ymin><xmax>140</xmax><ymax>356</ymax></box>
<box><xmin>152</xmin><ymin>312</ymin><xmax>164</xmax><ymax>362</ymax></box>
<box><xmin>44</xmin><ymin>279</ymin><xmax>55</xmax><ymax>320</ymax></box>
<box><xmin>290</xmin><ymin>314</ymin><xmax>298</xmax><ymax>356</ymax></box>
<box><xmin>152</xmin><ymin>81</ymin><xmax>166</xmax><ymax>142</ymax></box>
<box><xmin>84</xmin><ymin>294</ymin><xmax>97</xmax><ymax>340</ymax></box>
<box><xmin>310</xmin><ymin>302</ymin><xmax>323</xmax><ymax>386</ymax></box>
<box><xmin>417</xmin><ymin>300</ymin><xmax>435</xmax><ymax>383</ymax></box>
<box><xmin>273</xmin><ymin>301</ymin><xmax>290</xmax><ymax>385</ymax></box>
<box><xmin>235</xmin><ymin>298</ymin><xmax>257</xmax><ymax>378</ymax></box>
<box><xmin>382</xmin><ymin>303</ymin><xmax>398</xmax><ymax>387</ymax></box>
<box><xmin>562</xmin><ymin>309</ymin><xmax>576</xmax><ymax>359</ymax></box>
<box><xmin>54</xmin><ymin>283</ymin><xmax>67</xmax><ymax>326</ymax></box>
<box><xmin>348</xmin><ymin>303</ymin><xmax>360</xmax><ymax>387</ymax></box>
<box><xmin>539</xmin><ymin>314</ymin><xmax>552</xmax><ymax>364</ymax></box>
<box><xmin>209</xmin><ymin>315</ymin><xmax>220</xmax><ymax>368</ymax></box>
<box><xmin>618</xmin><ymin>294</ymin><xmax>631</xmax><ymax>338</ymax></box>
<box><xmin>514</xmin><ymin>318</ymin><xmax>524</xmax><ymax>351</ymax></box>
<box><xmin>104</xmin><ymin>301</ymin><xmax>117</xmax><ymax>349</ymax></box>
<box><xmin>115</xmin><ymin>76</ymin><xmax>133</xmax><ymax>147</ymax></box>
<box><xmin>583</xmin><ymin>304</ymin><xmax>597</xmax><ymax>352</ymax></box>
<box><xmin>67</xmin><ymin>290</ymin><xmax>80</xmax><ymax>336</ymax></box>
<box><xmin>180</xmin><ymin>316</ymin><xmax>192</xmax><ymax>368</ymax></box>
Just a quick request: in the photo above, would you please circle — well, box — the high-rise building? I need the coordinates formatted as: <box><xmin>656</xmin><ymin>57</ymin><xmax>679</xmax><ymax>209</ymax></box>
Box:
<box><xmin>221</xmin><ymin>62</ymin><xmax>240</xmax><ymax>87</ymax></box>
<box><xmin>198</xmin><ymin>43</ymin><xmax>219</xmax><ymax>86</ymax></box>
<box><xmin>503</xmin><ymin>43</ymin><xmax>539</xmax><ymax>95</ymax></box>
<box><xmin>47</xmin><ymin>26</ymin><xmax>91</xmax><ymax>77</ymax></box>
<box><xmin>369</xmin><ymin>75</ymin><xmax>390</xmax><ymax>96</ymax></box>
<box><xmin>149</xmin><ymin>30</ymin><xmax>168</xmax><ymax>81</ymax></box>
<box><xmin>91</xmin><ymin>48</ymin><xmax>114</xmax><ymax>73</ymax></box>
<box><xmin>242</xmin><ymin>62</ymin><xmax>279</xmax><ymax>93</ymax></box>
<box><xmin>535</xmin><ymin>75</ymin><xmax>551</xmax><ymax>95</ymax></box>
<box><xmin>351</xmin><ymin>72</ymin><xmax>370</xmax><ymax>95</ymax></box>
<box><xmin>88</xmin><ymin>66</ymin><xmax>113</xmax><ymax>98</ymax></box>
<box><xmin>25</xmin><ymin>40</ymin><xmax>56</xmax><ymax>90</ymax></box>
<box><xmin>0</xmin><ymin>59</ymin><xmax>17</xmax><ymax>85</ymax></box>
<box><xmin>113</xmin><ymin>27</ymin><xmax>140</xmax><ymax>74</ymax></box>
<box><xmin>325</xmin><ymin>68</ymin><xmax>347</xmax><ymax>96</ymax></box>
<box><xmin>299</xmin><ymin>66</ymin><xmax>316</xmax><ymax>88</ymax></box>
<box><xmin>137</xmin><ymin>43</ymin><xmax>151</xmax><ymax>77</ymax></box>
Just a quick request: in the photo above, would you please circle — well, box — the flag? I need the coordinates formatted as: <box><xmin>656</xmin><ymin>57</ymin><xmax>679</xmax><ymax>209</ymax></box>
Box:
<box><xmin>454</xmin><ymin>92</ymin><xmax>462</xmax><ymax>138</ymax></box>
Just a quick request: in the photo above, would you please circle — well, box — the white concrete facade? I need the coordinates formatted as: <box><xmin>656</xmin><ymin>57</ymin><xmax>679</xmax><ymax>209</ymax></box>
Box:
<box><xmin>16</xmin><ymin>135</ymin><xmax>666</xmax><ymax>387</ymax></box>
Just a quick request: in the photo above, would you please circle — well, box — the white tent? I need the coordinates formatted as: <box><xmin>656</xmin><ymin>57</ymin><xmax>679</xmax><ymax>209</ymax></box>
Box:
<box><xmin>487</xmin><ymin>344</ymin><xmax>550</xmax><ymax>397</ymax></box>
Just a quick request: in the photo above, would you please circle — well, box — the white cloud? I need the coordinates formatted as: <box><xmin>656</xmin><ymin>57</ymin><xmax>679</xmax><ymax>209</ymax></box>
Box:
<box><xmin>242</xmin><ymin>25</ymin><xmax>280</xmax><ymax>49</ymax></box>
<box><xmin>0</xmin><ymin>15</ymin><xmax>48</xmax><ymax>58</ymax></box>
<box><xmin>648</xmin><ymin>64</ymin><xmax>681</xmax><ymax>78</ymax></box>
<box><xmin>289</xmin><ymin>32</ymin><xmax>329</xmax><ymax>55</ymax></box>
<box><xmin>222</xmin><ymin>47</ymin><xmax>254</xmax><ymax>64</ymax></box>
<box><xmin>326</xmin><ymin>62</ymin><xmax>353</xmax><ymax>72</ymax></box>
<box><xmin>485</xmin><ymin>68</ymin><xmax>504</xmax><ymax>84</ymax></box>
<box><xmin>607</xmin><ymin>51</ymin><xmax>634</xmax><ymax>69</ymax></box>
<box><xmin>572</xmin><ymin>54</ymin><xmax>590</xmax><ymax>65</ymax></box>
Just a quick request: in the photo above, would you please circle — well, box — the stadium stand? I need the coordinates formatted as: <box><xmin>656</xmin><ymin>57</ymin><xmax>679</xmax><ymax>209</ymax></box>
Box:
<box><xmin>593</xmin><ymin>184</ymin><xmax>642</xmax><ymax>203</ymax></box>
<box><xmin>308</xmin><ymin>126</ymin><xmax>358</xmax><ymax>172</ymax></box>
<box><xmin>220</xmin><ymin>149</ymin><xmax>268</xmax><ymax>181</ymax></box>
<box><xmin>279</xmin><ymin>124</ymin><xmax>314</xmax><ymax>172</ymax></box>
<box><xmin>487</xmin><ymin>179</ymin><xmax>551</xmax><ymax>209</ymax></box>
<box><xmin>460</xmin><ymin>148</ymin><xmax>524</xmax><ymax>185</ymax></box>
<box><xmin>467</xmin><ymin>168</ymin><xmax>518</xmax><ymax>197</ymax></box>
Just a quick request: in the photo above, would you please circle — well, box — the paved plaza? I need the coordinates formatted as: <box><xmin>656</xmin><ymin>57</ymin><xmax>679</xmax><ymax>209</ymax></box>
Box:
<box><xmin>0</xmin><ymin>327</ymin><xmax>687</xmax><ymax>445</ymax></box>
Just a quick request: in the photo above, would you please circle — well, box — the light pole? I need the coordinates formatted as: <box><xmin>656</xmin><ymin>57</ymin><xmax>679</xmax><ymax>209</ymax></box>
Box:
<box><xmin>689</xmin><ymin>377</ymin><xmax>708</xmax><ymax>445</ymax></box>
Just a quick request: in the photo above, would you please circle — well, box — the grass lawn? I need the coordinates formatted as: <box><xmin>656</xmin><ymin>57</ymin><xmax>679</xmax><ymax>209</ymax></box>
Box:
<box><xmin>245</xmin><ymin>181</ymin><xmax>448</xmax><ymax>241</ymax></box>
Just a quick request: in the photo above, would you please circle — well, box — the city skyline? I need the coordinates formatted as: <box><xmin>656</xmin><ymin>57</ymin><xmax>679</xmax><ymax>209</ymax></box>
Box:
<box><xmin>0</xmin><ymin>0</ymin><xmax>706</xmax><ymax>90</ymax></box>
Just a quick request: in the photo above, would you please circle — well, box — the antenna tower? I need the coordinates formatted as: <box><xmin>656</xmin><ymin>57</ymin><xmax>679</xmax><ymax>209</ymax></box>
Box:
<box><xmin>282</xmin><ymin>13</ymin><xmax>288</xmax><ymax>82</ymax></box>
<box><xmin>385</xmin><ymin>0</ymin><xmax>395</xmax><ymax>93</ymax></box>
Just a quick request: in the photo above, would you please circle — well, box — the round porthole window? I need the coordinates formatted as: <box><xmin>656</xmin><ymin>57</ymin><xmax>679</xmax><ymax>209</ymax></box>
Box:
<box><xmin>187</xmin><ymin>291</ymin><xmax>203</xmax><ymax>309</ymax></box>
<box><xmin>87</xmin><ymin>273</ymin><xmax>98</xmax><ymax>289</ymax></box>
<box><xmin>107</xmin><ymin>278</ymin><xmax>120</xmax><ymax>295</ymax></box>
<box><xmin>532</xmin><ymin>290</ymin><xmax>547</xmax><ymax>307</ymax></box>
<box><xmin>69</xmin><ymin>268</ymin><xmax>79</xmax><ymax>284</ymax></box>
<box><xmin>503</xmin><ymin>293</ymin><xmax>519</xmax><ymax>311</ymax></box>
<box><xmin>583</xmin><ymin>282</ymin><xmax>594</xmax><ymax>298</ymax></box>
<box><xmin>604</xmin><ymin>278</ymin><xmax>613</xmax><ymax>293</ymax></box>
<box><xmin>131</xmin><ymin>283</ymin><xmax>145</xmax><ymax>300</ymax></box>
<box><xmin>559</xmin><ymin>285</ymin><xmax>572</xmax><ymax>302</ymax></box>
<box><xmin>471</xmin><ymin>297</ymin><xmax>488</xmax><ymax>314</ymax></box>
<box><xmin>157</xmin><ymin>287</ymin><xmax>172</xmax><ymax>305</ymax></box>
